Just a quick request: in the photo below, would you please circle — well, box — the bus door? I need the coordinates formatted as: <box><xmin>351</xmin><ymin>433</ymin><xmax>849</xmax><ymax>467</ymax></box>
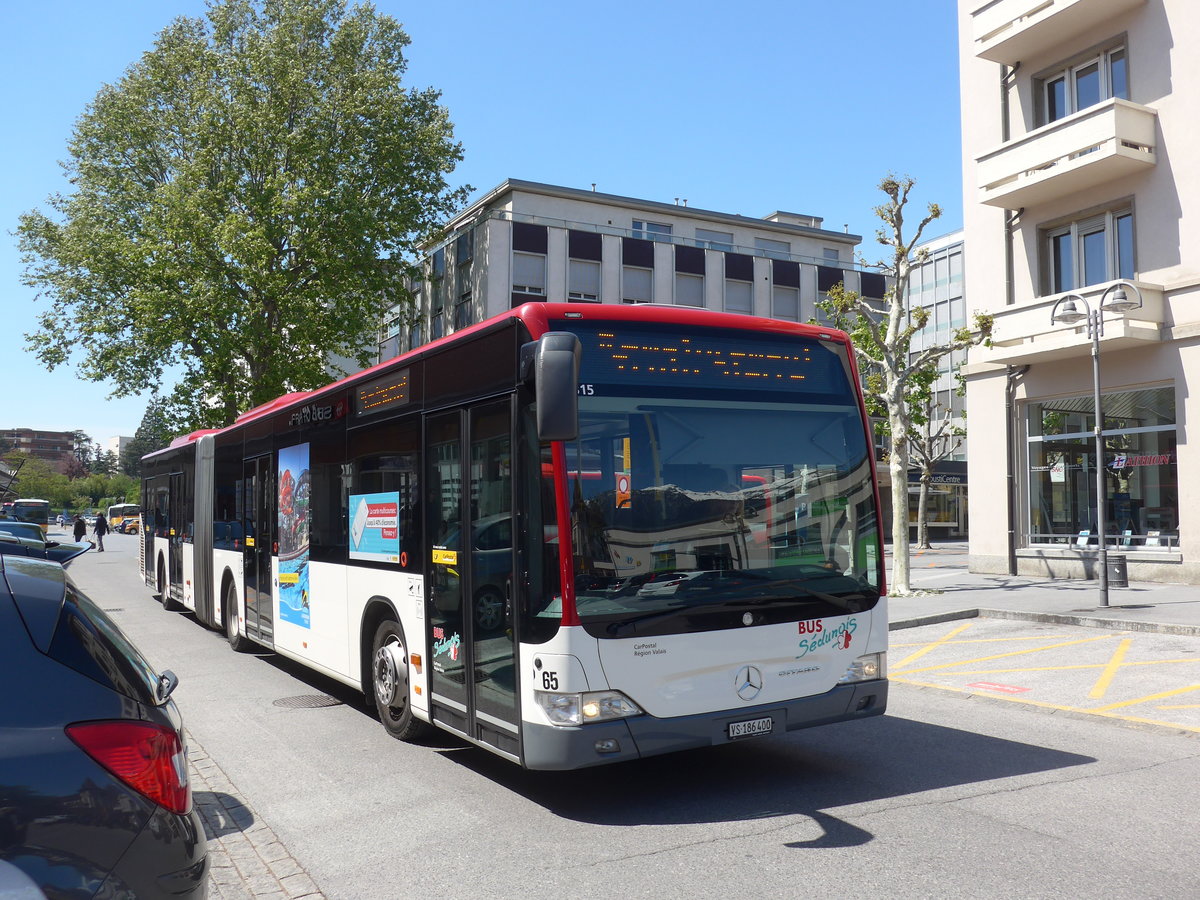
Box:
<box><xmin>426</xmin><ymin>400</ymin><xmax>519</xmax><ymax>759</ymax></box>
<box><xmin>243</xmin><ymin>454</ymin><xmax>275</xmax><ymax>643</ymax></box>
<box><xmin>168</xmin><ymin>473</ymin><xmax>184</xmax><ymax>602</ymax></box>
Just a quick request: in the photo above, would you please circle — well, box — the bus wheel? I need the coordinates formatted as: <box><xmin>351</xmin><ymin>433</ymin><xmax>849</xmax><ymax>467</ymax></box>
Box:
<box><xmin>158</xmin><ymin>559</ymin><xmax>183</xmax><ymax>612</ymax></box>
<box><xmin>371</xmin><ymin>619</ymin><xmax>428</xmax><ymax>741</ymax></box>
<box><xmin>224</xmin><ymin>580</ymin><xmax>251</xmax><ymax>652</ymax></box>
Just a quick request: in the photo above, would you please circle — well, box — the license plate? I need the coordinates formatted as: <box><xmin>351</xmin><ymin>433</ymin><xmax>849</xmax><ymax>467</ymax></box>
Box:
<box><xmin>727</xmin><ymin>716</ymin><xmax>774</xmax><ymax>740</ymax></box>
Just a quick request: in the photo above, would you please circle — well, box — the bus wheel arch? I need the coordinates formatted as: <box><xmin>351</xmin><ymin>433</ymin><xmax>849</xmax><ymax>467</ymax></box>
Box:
<box><xmin>158</xmin><ymin>554</ymin><xmax>182</xmax><ymax>612</ymax></box>
<box><xmin>221</xmin><ymin>570</ymin><xmax>251</xmax><ymax>652</ymax></box>
<box><xmin>364</xmin><ymin>603</ymin><xmax>429</xmax><ymax>741</ymax></box>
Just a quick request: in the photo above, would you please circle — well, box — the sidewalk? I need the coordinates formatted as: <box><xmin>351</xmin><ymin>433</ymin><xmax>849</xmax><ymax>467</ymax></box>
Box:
<box><xmin>886</xmin><ymin>541</ymin><xmax>1200</xmax><ymax>636</ymax></box>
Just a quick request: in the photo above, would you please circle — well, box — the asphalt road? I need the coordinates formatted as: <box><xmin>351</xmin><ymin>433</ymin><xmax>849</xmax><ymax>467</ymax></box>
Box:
<box><xmin>65</xmin><ymin>533</ymin><xmax>1200</xmax><ymax>899</ymax></box>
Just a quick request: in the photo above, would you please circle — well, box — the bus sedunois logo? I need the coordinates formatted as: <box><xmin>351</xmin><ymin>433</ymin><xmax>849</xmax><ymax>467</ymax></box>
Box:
<box><xmin>735</xmin><ymin>665</ymin><xmax>763</xmax><ymax>701</ymax></box>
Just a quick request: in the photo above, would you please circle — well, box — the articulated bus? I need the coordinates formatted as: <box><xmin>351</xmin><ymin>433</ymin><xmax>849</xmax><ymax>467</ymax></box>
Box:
<box><xmin>8</xmin><ymin>499</ymin><xmax>50</xmax><ymax>535</ymax></box>
<box><xmin>141</xmin><ymin>302</ymin><xmax>887</xmax><ymax>770</ymax></box>
<box><xmin>107</xmin><ymin>503</ymin><xmax>141</xmax><ymax>530</ymax></box>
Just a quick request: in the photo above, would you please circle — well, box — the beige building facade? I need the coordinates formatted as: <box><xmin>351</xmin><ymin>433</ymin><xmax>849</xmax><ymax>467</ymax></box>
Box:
<box><xmin>960</xmin><ymin>0</ymin><xmax>1198</xmax><ymax>581</ymax></box>
<box><xmin>379</xmin><ymin>180</ymin><xmax>886</xmax><ymax>359</ymax></box>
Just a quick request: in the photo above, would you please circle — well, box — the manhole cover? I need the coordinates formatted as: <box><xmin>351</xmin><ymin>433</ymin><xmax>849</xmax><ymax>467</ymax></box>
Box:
<box><xmin>273</xmin><ymin>694</ymin><xmax>342</xmax><ymax>709</ymax></box>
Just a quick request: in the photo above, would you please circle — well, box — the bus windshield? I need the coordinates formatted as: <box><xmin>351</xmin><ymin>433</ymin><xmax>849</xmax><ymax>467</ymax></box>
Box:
<box><xmin>546</xmin><ymin>320</ymin><xmax>882</xmax><ymax>639</ymax></box>
<box><xmin>9</xmin><ymin>499</ymin><xmax>51</xmax><ymax>535</ymax></box>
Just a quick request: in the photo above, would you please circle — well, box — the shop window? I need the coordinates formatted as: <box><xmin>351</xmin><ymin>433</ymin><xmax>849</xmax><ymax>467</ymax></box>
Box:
<box><xmin>1026</xmin><ymin>386</ymin><xmax>1176</xmax><ymax>547</ymax></box>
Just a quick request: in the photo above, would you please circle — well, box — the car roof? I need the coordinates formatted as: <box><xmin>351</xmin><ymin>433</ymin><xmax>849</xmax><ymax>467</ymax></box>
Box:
<box><xmin>0</xmin><ymin>522</ymin><xmax>44</xmax><ymax>536</ymax></box>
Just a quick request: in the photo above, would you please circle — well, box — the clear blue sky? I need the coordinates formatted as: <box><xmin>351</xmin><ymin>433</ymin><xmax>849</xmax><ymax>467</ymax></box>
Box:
<box><xmin>1</xmin><ymin>0</ymin><xmax>961</xmax><ymax>446</ymax></box>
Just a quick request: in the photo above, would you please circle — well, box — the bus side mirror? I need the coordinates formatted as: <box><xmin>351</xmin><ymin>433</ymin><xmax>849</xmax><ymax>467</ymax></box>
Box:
<box><xmin>521</xmin><ymin>332</ymin><xmax>581</xmax><ymax>442</ymax></box>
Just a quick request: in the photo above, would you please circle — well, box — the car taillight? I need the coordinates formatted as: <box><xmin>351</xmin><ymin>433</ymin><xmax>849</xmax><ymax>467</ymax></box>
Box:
<box><xmin>66</xmin><ymin>720</ymin><xmax>191</xmax><ymax>815</ymax></box>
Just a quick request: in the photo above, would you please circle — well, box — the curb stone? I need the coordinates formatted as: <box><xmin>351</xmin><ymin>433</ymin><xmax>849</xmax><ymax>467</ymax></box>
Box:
<box><xmin>188</xmin><ymin>733</ymin><xmax>327</xmax><ymax>900</ymax></box>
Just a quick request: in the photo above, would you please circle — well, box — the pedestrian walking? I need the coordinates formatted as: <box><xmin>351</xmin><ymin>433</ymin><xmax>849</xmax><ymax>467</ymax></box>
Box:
<box><xmin>72</xmin><ymin>515</ymin><xmax>87</xmax><ymax>543</ymax></box>
<box><xmin>94</xmin><ymin>513</ymin><xmax>109</xmax><ymax>552</ymax></box>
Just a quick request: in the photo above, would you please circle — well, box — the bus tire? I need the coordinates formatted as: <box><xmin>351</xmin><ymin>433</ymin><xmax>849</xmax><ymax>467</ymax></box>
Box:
<box><xmin>224</xmin><ymin>579</ymin><xmax>251</xmax><ymax>652</ymax></box>
<box><xmin>158</xmin><ymin>558</ymin><xmax>183</xmax><ymax>612</ymax></box>
<box><xmin>371</xmin><ymin>619</ymin><xmax>429</xmax><ymax>741</ymax></box>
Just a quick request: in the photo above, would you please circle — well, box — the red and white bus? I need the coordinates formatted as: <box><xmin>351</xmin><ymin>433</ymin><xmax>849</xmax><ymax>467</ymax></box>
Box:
<box><xmin>141</xmin><ymin>302</ymin><xmax>887</xmax><ymax>769</ymax></box>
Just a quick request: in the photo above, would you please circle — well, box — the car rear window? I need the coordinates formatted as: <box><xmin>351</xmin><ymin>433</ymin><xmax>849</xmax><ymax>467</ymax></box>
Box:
<box><xmin>47</xmin><ymin>583</ymin><xmax>163</xmax><ymax>705</ymax></box>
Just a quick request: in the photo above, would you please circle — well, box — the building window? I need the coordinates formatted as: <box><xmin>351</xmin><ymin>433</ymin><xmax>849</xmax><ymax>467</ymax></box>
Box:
<box><xmin>1039</xmin><ymin>43</ymin><xmax>1128</xmax><ymax>125</ymax></box>
<box><xmin>453</xmin><ymin>297</ymin><xmax>472</xmax><ymax>329</ymax></box>
<box><xmin>1043</xmin><ymin>207</ymin><xmax>1134</xmax><ymax>294</ymax></box>
<box><xmin>674</xmin><ymin>245</ymin><xmax>705</xmax><ymax>307</ymax></box>
<box><xmin>772</xmin><ymin>285</ymin><xmax>799</xmax><ymax>320</ymax></box>
<box><xmin>430</xmin><ymin>310</ymin><xmax>443</xmax><ymax>341</ymax></box>
<box><xmin>381</xmin><ymin>302</ymin><xmax>402</xmax><ymax>342</ymax></box>
<box><xmin>569</xmin><ymin>260</ymin><xmax>601</xmax><ymax>301</ymax></box>
<box><xmin>431</xmin><ymin>247</ymin><xmax>446</xmax><ymax>315</ymax></box>
<box><xmin>1027</xmin><ymin>386</ymin><xmax>1176</xmax><ymax>547</ymax></box>
<box><xmin>623</xmin><ymin>267</ymin><xmax>652</xmax><ymax>303</ymax></box>
<box><xmin>633</xmin><ymin>220</ymin><xmax>672</xmax><ymax>242</ymax></box>
<box><xmin>676</xmin><ymin>273</ymin><xmax>704</xmax><ymax>306</ymax></box>
<box><xmin>823</xmin><ymin>247</ymin><xmax>841</xmax><ymax>263</ymax></box>
<box><xmin>724</xmin><ymin>252</ymin><xmax>754</xmax><ymax>314</ymax></box>
<box><xmin>696</xmin><ymin>228</ymin><xmax>734</xmax><ymax>252</ymax></box>
<box><xmin>755</xmin><ymin>237</ymin><xmax>790</xmax><ymax>260</ymax></box>
<box><xmin>512</xmin><ymin>252</ymin><xmax>546</xmax><ymax>296</ymax></box>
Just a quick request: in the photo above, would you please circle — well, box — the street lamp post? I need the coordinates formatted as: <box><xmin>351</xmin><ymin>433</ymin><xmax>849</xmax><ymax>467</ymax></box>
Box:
<box><xmin>1048</xmin><ymin>281</ymin><xmax>1144</xmax><ymax>608</ymax></box>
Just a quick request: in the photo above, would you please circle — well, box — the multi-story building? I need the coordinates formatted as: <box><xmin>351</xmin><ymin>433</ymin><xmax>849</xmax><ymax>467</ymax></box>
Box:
<box><xmin>959</xmin><ymin>0</ymin><xmax>1191</xmax><ymax>581</ymax></box>
<box><xmin>906</xmin><ymin>230</ymin><xmax>969</xmax><ymax>539</ymax></box>
<box><xmin>378</xmin><ymin>179</ymin><xmax>887</xmax><ymax>360</ymax></box>
<box><xmin>0</xmin><ymin>428</ymin><xmax>74</xmax><ymax>466</ymax></box>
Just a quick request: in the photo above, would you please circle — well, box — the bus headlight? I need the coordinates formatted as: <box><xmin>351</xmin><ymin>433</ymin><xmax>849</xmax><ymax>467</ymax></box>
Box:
<box><xmin>535</xmin><ymin>690</ymin><xmax>643</xmax><ymax>726</ymax></box>
<box><xmin>838</xmin><ymin>652</ymin><xmax>886</xmax><ymax>684</ymax></box>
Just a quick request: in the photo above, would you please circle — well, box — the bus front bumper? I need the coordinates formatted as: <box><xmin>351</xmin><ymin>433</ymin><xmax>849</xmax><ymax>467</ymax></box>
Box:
<box><xmin>521</xmin><ymin>679</ymin><xmax>887</xmax><ymax>770</ymax></box>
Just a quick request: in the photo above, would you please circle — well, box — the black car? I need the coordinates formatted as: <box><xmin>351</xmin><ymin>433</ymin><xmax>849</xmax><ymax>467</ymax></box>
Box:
<box><xmin>0</xmin><ymin>522</ymin><xmax>91</xmax><ymax>565</ymax></box>
<box><xmin>0</xmin><ymin>555</ymin><xmax>208</xmax><ymax>897</ymax></box>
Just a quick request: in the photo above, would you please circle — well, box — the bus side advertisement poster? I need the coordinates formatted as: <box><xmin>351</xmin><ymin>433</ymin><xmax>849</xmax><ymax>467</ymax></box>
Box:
<box><xmin>349</xmin><ymin>492</ymin><xmax>401</xmax><ymax>563</ymax></box>
<box><xmin>278</xmin><ymin>443</ymin><xmax>312</xmax><ymax>629</ymax></box>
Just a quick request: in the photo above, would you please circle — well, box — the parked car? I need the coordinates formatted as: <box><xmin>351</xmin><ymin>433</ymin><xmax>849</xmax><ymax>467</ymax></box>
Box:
<box><xmin>117</xmin><ymin>517</ymin><xmax>140</xmax><ymax>534</ymax></box>
<box><xmin>0</xmin><ymin>522</ymin><xmax>91</xmax><ymax>565</ymax></box>
<box><xmin>0</xmin><ymin>554</ymin><xmax>208</xmax><ymax>897</ymax></box>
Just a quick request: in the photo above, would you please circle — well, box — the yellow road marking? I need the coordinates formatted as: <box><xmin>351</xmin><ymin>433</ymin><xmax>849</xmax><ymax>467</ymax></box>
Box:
<box><xmin>892</xmin><ymin>622</ymin><xmax>973</xmax><ymax>669</ymax></box>
<box><xmin>1089</xmin><ymin>638</ymin><xmax>1133</xmax><ymax>700</ymax></box>
<box><xmin>932</xmin><ymin>658</ymin><xmax>1200</xmax><ymax>676</ymax></box>
<box><xmin>1090</xmin><ymin>684</ymin><xmax>1200</xmax><ymax>713</ymax></box>
<box><xmin>892</xmin><ymin>676</ymin><xmax>1200</xmax><ymax>734</ymax></box>
<box><xmin>1157</xmin><ymin>704</ymin><xmax>1200</xmax><ymax>709</ymax></box>
<box><xmin>890</xmin><ymin>634</ymin><xmax>1113</xmax><ymax>647</ymax></box>
<box><xmin>894</xmin><ymin>634</ymin><xmax>1118</xmax><ymax>676</ymax></box>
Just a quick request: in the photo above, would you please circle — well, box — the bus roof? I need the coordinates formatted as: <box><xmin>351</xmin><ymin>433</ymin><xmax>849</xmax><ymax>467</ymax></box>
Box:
<box><xmin>142</xmin><ymin>302</ymin><xmax>855</xmax><ymax>453</ymax></box>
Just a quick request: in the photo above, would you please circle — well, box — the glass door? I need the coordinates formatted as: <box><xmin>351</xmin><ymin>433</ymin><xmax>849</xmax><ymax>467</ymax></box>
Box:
<box><xmin>243</xmin><ymin>454</ymin><xmax>275</xmax><ymax>642</ymax></box>
<box><xmin>426</xmin><ymin>401</ymin><xmax>519</xmax><ymax>758</ymax></box>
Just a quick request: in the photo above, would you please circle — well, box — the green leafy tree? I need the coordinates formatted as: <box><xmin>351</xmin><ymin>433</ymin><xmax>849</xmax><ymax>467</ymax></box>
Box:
<box><xmin>18</xmin><ymin>0</ymin><xmax>468</xmax><ymax>430</ymax></box>
<box><xmin>122</xmin><ymin>396</ymin><xmax>179</xmax><ymax>477</ymax></box>
<box><xmin>4</xmin><ymin>453</ymin><xmax>73</xmax><ymax>508</ymax></box>
<box><xmin>819</xmin><ymin>176</ymin><xmax>992</xmax><ymax>595</ymax></box>
<box><xmin>93</xmin><ymin>449</ymin><xmax>121</xmax><ymax>477</ymax></box>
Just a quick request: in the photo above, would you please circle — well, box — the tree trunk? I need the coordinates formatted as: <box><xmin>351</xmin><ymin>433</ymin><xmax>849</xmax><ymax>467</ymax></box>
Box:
<box><xmin>916</xmin><ymin>471</ymin><xmax>932</xmax><ymax>550</ymax></box>
<box><xmin>889</xmin><ymin>441</ymin><xmax>911</xmax><ymax>594</ymax></box>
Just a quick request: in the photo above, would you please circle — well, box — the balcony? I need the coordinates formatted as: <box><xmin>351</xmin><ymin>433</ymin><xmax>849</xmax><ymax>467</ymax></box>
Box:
<box><xmin>971</xmin><ymin>0</ymin><xmax>1146</xmax><ymax>65</ymax></box>
<box><xmin>969</xmin><ymin>279</ymin><xmax>1163</xmax><ymax>367</ymax></box>
<box><xmin>976</xmin><ymin>99</ymin><xmax>1156</xmax><ymax>209</ymax></box>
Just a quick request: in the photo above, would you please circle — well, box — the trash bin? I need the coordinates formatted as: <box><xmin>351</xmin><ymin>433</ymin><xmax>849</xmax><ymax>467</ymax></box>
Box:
<box><xmin>1107</xmin><ymin>554</ymin><xmax>1128</xmax><ymax>588</ymax></box>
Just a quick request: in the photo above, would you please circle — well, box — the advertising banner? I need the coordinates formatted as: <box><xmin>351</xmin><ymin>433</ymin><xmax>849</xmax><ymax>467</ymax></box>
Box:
<box><xmin>278</xmin><ymin>443</ymin><xmax>311</xmax><ymax>628</ymax></box>
<box><xmin>349</xmin><ymin>492</ymin><xmax>401</xmax><ymax>563</ymax></box>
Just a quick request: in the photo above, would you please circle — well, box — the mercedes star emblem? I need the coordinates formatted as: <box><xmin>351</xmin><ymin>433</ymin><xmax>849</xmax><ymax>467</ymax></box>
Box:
<box><xmin>735</xmin><ymin>665</ymin><xmax>763</xmax><ymax>701</ymax></box>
